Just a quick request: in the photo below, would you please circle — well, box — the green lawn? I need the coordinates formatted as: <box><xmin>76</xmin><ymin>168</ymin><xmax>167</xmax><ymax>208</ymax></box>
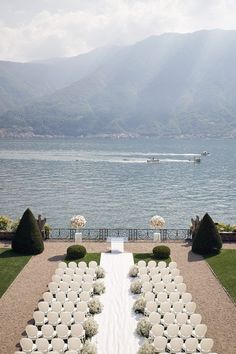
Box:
<box><xmin>205</xmin><ymin>249</ymin><xmax>236</xmax><ymax>303</ymax></box>
<box><xmin>0</xmin><ymin>248</ymin><xmax>31</xmax><ymax>297</ymax></box>
<box><xmin>133</xmin><ymin>253</ymin><xmax>171</xmax><ymax>265</ymax></box>
<box><xmin>65</xmin><ymin>253</ymin><xmax>101</xmax><ymax>265</ymax></box>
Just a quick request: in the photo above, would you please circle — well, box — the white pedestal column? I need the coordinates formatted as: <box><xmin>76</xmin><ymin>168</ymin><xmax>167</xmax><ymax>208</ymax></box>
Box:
<box><xmin>153</xmin><ymin>232</ymin><xmax>161</xmax><ymax>242</ymax></box>
<box><xmin>75</xmin><ymin>232</ymin><xmax>82</xmax><ymax>243</ymax></box>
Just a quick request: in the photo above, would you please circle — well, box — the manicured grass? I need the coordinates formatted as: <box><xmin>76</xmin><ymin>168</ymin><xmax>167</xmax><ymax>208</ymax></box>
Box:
<box><xmin>204</xmin><ymin>249</ymin><xmax>236</xmax><ymax>303</ymax></box>
<box><xmin>0</xmin><ymin>248</ymin><xmax>31</xmax><ymax>297</ymax></box>
<box><xmin>133</xmin><ymin>253</ymin><xmax>171</xmax><ymax>265</ymax></box>
<box><xmin>65</xmin><ymin>253</ymin><xmax>101</xmax><ymax>265</ymax></box>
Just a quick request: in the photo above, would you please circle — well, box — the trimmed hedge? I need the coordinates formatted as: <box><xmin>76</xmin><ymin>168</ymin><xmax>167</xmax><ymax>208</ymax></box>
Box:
<box><xmin>153</xmin><ymin>245</ymin><xmax>170</xmax><ymax>259</ymax></box>
<box><xmin>66</xmin><ymin>244</ymin><xmax>87</xmax><ymax>260</ymax></box>
<box><xmin>12</xmin><ymin>208</ymin><xmax>44</xmax><ymax>255</ymax></box>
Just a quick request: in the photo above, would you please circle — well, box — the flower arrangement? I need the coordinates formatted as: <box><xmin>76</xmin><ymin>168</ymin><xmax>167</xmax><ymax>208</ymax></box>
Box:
<box><xmin>130</xmin><ymin>280</ymin><xmax>142</xmax><ymax>294</ymax></box>
<box><xmin>133</xmin><ymin>297</ymin><xmax>146</xmax><ymax>314</ymax></box>
<box><xmin>88</xmin><ymin>297</ymin><xmax>103</xmax><ymax>314</ymax></box>
<box><xmin>83</xmin><ymin>318</ymin><xmax>99</xmax><ymax>338</ymax></box>
<box><xmin>81</xmin><ymin>340</ymin><xmax>97</xmax><ymax>354</ymax></box>
<box><xmin>95</xmin><ymin>266</ymin><xmax>105</xmax><ymax>278</ymax></box>
<box><xmin>70</xmin><ymin>215</ymin><xmax>86</xmax><ymax>229</ymax></box>
<box><xmin>128</xmin><ymin>265</ymin><xmax>139</xmax><ymax>277</ymax></box>
<box><xmin>136</xmin><ymin>318</ymin><xmax>152</xmax><ymax>338</ymax></box>
<box><xmin>149</xmin><ymin>215</ymin><xmax>165</xmax><ymax>229</ymax></box>
<box><xmin>138</xmin><ymin>341</ymin><xmax>155</xmax><ymax>354</ymax></box>
<box><xmin>93</xmin><ymin>281</ymin><xmax>105</xmax><ymax>295</ymax></box>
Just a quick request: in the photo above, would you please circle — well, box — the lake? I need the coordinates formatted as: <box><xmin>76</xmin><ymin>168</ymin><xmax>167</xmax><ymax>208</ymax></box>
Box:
<box><xmin>0</xmin><ymin>137</ymin><xmax>235</xmax><ymax>229</ymax></box>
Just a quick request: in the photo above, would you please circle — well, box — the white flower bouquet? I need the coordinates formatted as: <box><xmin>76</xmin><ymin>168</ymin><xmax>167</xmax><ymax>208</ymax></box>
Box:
<box><xmin>71</xmin><ymin>215</ymin><xmax>86</xmax><ymax>229</ymax></box>
<box><xmin>149</xmin><ymin>215</ymin><xmax>165</xmax><ymax>229</ymax></box>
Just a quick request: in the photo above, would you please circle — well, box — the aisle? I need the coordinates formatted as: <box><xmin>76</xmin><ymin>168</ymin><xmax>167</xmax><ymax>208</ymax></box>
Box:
<box><xmin>95</xmin><ymin>252</ymin><xmax>140</xmax><ymax>354</ymax></box>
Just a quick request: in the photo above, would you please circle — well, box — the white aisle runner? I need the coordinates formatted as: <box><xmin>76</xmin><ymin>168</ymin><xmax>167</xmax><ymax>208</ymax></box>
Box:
<box><xmin>95</xmin><ymin>252</ymin><xmax>140</xmax><ymax>354</ymax></box>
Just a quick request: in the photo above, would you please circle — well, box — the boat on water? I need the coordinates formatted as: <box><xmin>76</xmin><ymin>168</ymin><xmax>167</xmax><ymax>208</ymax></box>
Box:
<box><xmin>193</xmin><ymin>157</ymin><xmax>201</xmax><ymax>163</ymax></box>
<box><xmin>147</xmin><ymin>157</ymin><xmax>160</xmax><ymax>163</ymax></box>
<box><xmin>201</xmin><ymin>151</ymin><xmax>210</xmax><ymax>156</ymax></box>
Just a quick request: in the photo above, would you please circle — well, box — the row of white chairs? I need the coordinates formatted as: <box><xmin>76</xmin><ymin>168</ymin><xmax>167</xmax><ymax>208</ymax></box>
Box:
<box><xmin>150</xmin><ymin>323</ymin><xmax>207</xmax><ymax>340</ymax></box>
<box><xmin>139</xmin><ymin>268</ymin><xmax>180</xmax><ymax>281</ymax></box>
<box><xmin>38</xmin><ymin>299</ymin><xmax>90</xmax><ymax>315</ymax></box>
<box><xmin>34</xmin><ymin>310</ymin><xmax>87</xmax><ymax>327</ymax></box>
<box><xmin>145</xmin><ymin>300</ymin><xmax>196</xmax><ymax>316</ymax></box>
<box><xmin>26</xmin><ymin>323</ymin><xmax>84</xmax><ymax>341</ymax></box>
<box><xmin>43</xmin><ymin>291</ymin><xmax>91</xmax><ymax>305</ymax></box>
<box><xmin>48</xmin><ymin>281</ymin><xmax>93</xmax><ymax>295</ymax></box>
<box><xmin>52</xmin><ymin>273</ymin><xmax>95</xmax><ymax>284</ymax></box>
<box><xmin>58</xmin><ymin>261</ymin><xmax>98</xmax><ymax>270</ymax></box>
<box><xmin>144</xmin><ymin>290</ymin><xmax>192</xmax><ymax>304</ymax></box>
<box><xmin>137</xmin><ymin>260</ymin><xmax>177</xmax><ymax>270</ymax></box>
<box><xmin>19</xmin><ymin>336</ymin><xmax>82</xmax><ymax>353</ymax></box>
<box><xmin>149</xmin><ymin>311</ymin><xmax>202</xmax><ymax>327</ymax></box>
<box><xmin>151</xmin><ymin>336</ymin><xmax>214</xmax><ymax>353</ymax></box>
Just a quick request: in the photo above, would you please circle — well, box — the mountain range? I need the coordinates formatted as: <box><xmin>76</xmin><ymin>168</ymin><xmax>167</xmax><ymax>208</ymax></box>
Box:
<box><xmin>0</xmin><ymin>29</ymin><xmax>236</xmax><ymax>138</ymax></box>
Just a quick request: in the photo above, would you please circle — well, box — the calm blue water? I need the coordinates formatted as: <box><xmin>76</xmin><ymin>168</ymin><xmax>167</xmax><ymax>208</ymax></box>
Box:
<box><xmin>0</xmin><ymin>137</ymin><xmax>235</xmax><ymax>228</ymax></box>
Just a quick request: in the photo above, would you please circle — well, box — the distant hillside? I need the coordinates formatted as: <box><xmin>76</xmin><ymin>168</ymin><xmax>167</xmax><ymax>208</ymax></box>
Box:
<box><xmin>1</xmin><ymin>30</ymin><xmax>236</xmax><ymax>137</ymax></box>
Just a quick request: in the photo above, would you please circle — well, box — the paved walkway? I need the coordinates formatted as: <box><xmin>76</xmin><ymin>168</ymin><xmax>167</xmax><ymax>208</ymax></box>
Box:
<box><xmin>96</xmin><ymin>253</ymin><xmax>139</xmax><ymax>354</ymax></box>
<box><xmin>0</xmin><ymin>241</ymin><xmax>235</xmax><ymax>353</ymax></box>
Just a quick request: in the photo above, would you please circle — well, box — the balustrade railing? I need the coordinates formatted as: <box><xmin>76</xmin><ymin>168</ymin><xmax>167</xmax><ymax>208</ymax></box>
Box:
<box><xmin>48</xmin><ymin>228</ymin><xmax>191</xmax><ymax>241</ymax></box>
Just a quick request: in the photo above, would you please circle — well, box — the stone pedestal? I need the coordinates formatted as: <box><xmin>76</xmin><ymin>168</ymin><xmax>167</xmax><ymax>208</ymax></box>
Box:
<box><xmin>153</xmin><ymin>232</ymin><xmax>161</xmax><ymax>242</ymax></box>
<box><xmin>75</xmin><ymin>232</ymin><xmax>82</xmax><ymax>243</ymax></box>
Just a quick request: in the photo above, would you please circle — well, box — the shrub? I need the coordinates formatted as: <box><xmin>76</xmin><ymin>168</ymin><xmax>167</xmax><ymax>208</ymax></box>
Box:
<box><xmin>130</xmin><ymin>280</ymin><xmax>142</xmax><ymax>294</ymax></box>
<box><xmin>138</xmin><ymin>341</ymin><xmax>155</xmax><ymax>354</ymax></box>
<box><xmin>192</xmin><ymin>213</ymin><xmax>222</xmax><ymax>255</ymax></box>
<box><xmin>81</xmin><ymin>340</ymin><xmax>97</xmax><ymax>354</ymax></box>
<box><xmin>96</xmin><ymin>266</ymin><xmax>105</xmax><ymax>278</ymax></box>
<box><xmin>12</xmin><ymin>208</ymin><xmax>44</xmax><ymax>255</ymax></box>
<box><xmin>136</xmin><ymin>318</ymin><xmax>152</xmax><ymax>337</ymax></box>
<box><xmin>133</xmin><ymin>297</ymin><xmax>146</xmax><ymax>314</ymax></box>
<box><xmin>66</xmin><ymin>244</ymin><xmax>87</xmax><ymax>260</ymax></box>
<box><xmin>93</xmin><ymin>281</ymin><xmax>105</xmax><ymax>295</ymax></box>
<box><xmin>88</xmin><ymin>297</ymin><xmax>103</xmax><ymax>314</ymax></box>
<box><xmin>0</xmin><ymin>215</ymin><xmax>13</xmax><ymax>231</ymax></box>
<box><xmin>83</xmin><ymin>318</ymin><xmax>98</xmax><ymax>338</ymax></box>
<box><xmin>153</xmin><ymin>245</ymin><xmax>170</xmax><ymax>259</ymax></box>
<box><xmin>128</xmin><ymin>265</ymin><xmax>139</xmax><ymax>277</ymax></box>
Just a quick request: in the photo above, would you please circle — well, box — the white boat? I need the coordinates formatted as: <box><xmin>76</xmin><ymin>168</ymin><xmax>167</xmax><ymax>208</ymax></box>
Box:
<box><xmin>147</xmin><ymin>157</ymin><xmax>160</xmax><ymax>163</ymax></box>
<box><xmin>193</xmin><ymin>157</ymin><xmax>201</xmax><ymax>163</ymax></box>
<box><xmin>201</xmin><ymin>151</ymin><xmax>210</xmax><ymax>156</ymax></box>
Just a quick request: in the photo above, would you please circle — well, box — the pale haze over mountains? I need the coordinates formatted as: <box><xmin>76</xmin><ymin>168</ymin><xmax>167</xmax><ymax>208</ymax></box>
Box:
<box><xmin>0</xmin><ymin>29</ymin><xmax>236</xmax><ymax>137</ymax></box>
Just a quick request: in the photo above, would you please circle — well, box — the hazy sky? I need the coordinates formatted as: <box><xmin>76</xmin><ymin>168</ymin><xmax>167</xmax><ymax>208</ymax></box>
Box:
<box><xmin>0</xmin><ymin>0</ymin><xmax>236</xmax><ymax>62</ymax></box>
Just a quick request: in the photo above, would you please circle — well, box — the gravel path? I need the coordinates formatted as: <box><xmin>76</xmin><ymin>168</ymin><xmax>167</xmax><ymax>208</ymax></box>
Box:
<box><xmin>0</xmin><ymin>241</ymin><xmax>235</xmax><ymax>354</ymax></box>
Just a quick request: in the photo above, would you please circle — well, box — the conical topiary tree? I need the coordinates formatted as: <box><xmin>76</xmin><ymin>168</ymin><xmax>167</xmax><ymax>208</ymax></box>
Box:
<box><xmin>192</xmin><ymin>213</ymin><xmax>222</xmax><ymax>255</ymax></box>
<box><xmin>12</xmin><ymin>208</ymin><xmax>44</xmax><ymax>255</ymax></box>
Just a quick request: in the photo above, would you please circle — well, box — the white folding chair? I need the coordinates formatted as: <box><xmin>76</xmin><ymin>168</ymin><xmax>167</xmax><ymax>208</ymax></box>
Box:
<box><xmin>65</xmin><ymin>268</ymin><xmax>75</xmax><ymax>276</ymax></box>
<box><xmin>51</xmin><ymin>301</ymin><xmax>62</xmax><ymax>313</ymax></box>
<box><xmin>67</xmin><ymin>337</ymin><xmax>82</xmax><ymax>352</ymax></box>
<box><xmin>142</xmin><ymin>282</ymin><xmax>153</xmax><ymax>293</ymax></box>
<box><xmin>33</xmin><ymin>311</ymin><xmax>47</xmax><ymax>326</ymax></box>
<box><xmin>161</xmin><ymin>312</ymin><xmax>175</xmax><ymax>326</ymax></box>
<box><xmin>75</xmin><ymin>268</ymin><xmax>85</xmax><ymax>276</ymax></box>
<box><xmin>139</xmin><ymin>267</ymin><xmax>148</xmax><ymax>275</ymax></box>
<box><xmin>38</xmin><ymin>301</ymin><xmax>49</xmax><ymax>315</ymax></box>
<box><xmin>52</xmin><ymin>274</ymin><xmax>61</xmax><ymax>283</ymax></box>
<box><xmin>162</xmin><ymin>274</ymin><xmax>172</xmax><ymax>284</ymax></box>
<box><xmin>198</xmin><ymin>338</ymin><xmax>214</xmax><ymax>353</ymax></box>
<box><xmin>76</xmin><ymin>301</ymin><xmax>88</xmax><ymax>314</ymax></box>
<box><xmin>47</xmin><ymin>311</ymin><xmax>60</xmax><ymax>326</ymax></box>
<box><xmin>64</xmin><ymin>301</ymin><xmax>75</xmax><ymax>313</ymax></box>
<box><xmin>179</xmin><ymin>324</ymin><xmax>193</xmax><ymax>339</ymax></box>
<box><xmin>169</xmin><ymin>292</ymin><xmax>180</xmax><ymax>304</ymax></box>
<box><xmin>83</xmin><ymin>275</ymin><xmax>93</xmax><ymax>283</ymax></box>
<box><xmin>150</xmin><ymin>324</ymin><xmax>164</xmax><ymax>338</ymax></box>
<box><xmin>165</xmin><ymin>282</ymin><xmax>175</xmax><ymax>294</ymax></box>
<box><xmin>48</xmin><ymin>282</ymin><xmax>59</xmax><ymax>295</ymax></box>
<box><xmin>158</xmin><ymin>261</ymin><xmax>167</xmax><ymax>269</ymax></box>
<box><xmin>25</xmin><ymin>324</ymin><xmax>41</xmax><ymax>340</ymax></box>
<box><xmin>67</xmin><ymin>290</ymin><xmax>79</xmax><ymax>303</ymax></box>
<box><xmin>56</xmin><ymin>291</ymin><xmax>66</xmax><ymax>304</ymax></box>
<box><xmin>68</xmin><ymin>261</ymin><xmax>77</xmax><ymax>269</ymax></box>
<box><xmin>172</xmin><ymin>301</ymin><xmax>184</xmax><ymax>314</ymax></box>
<box><xmin>154</xmin><ymin>282</ymin><xmax>165</xmax><ymax>293</ymax></box>
<box><xmin>43</xmin><ymin>292</ymin><xmax>54</xmax><ymax>304</ymax></box>
<box><xmin>174</xmin><ymin>275</ymin><xmax>183</xmax><ymax>284</ymax></box>
<box><xmin>181</xmin><ymin>292</ymin><xmax>192</xmax><ymax>304</ymax></box>
<box><xmin>183</xmin><ymin>337</ymin><xmax>198</xmax><ymax>353</ymax></box>
<box><xmin>170</xmin><ymin>268</ymin><xmax>180</xmax><ymax>279</ymax></box>
<box><xmin>73</xmin><ymin>311</ymin><xmax>85</xmax><ymax>324</ymax></box>
<box><xmin>145</xmin><ymin>301</ymin><xmax>157</xmax><ymax>315</ymax></box>
<box><xmin>72</xmin><ymin>275</ymin><xmax>83</xmax><ymax>284</ymax></box>
<box><xmin>59</xmin><ymin>281</ymin><xmax>69</xmax><ymax>293</ymax></box>
<box><xmin>176</xmin><ymin>283</ymin><xmax>186</xmax><ymax>294</ymax></box>
<box><xmin>168</xmin><ymin>261</ymin><xmax>177</xmax><ymax>270</ymax></box>
<box><xmin>148</xmin><ymin>260</ymin><xmax>156</xmax><ymax>269</ymax></box>
<box><xmin>86</xmin><ymin>268</ymin><xmax>96</xmax><ymax>277</ymax></box>
<box><xmin>78</xmin><ymin>261</ymin><xmax>87</xmax><ymax>269</ymax></box>
<box><xmin>89</xmin><ymin>260</ymin><xmax>98</xmax><ymax>268</ymax></box>
<box><xmin>137</xmin><ymin>260</ymin><xmax>146</xmax><ymax>268</ymax></box>
<box><xmin>156</xmin><ymin>292</ymin><xmax>168</xmax><ymax>305</ymax></box>
<box><xmin>81</xmin><ymin>282</ymin><xmax>93</xmax><ymax>293</ymax></box>
<box><xmin>35</xmin><ymin>338</ymin><xmax>51</xmax><ymax>353</ymax></box>
<box><xmin>70</xmin><ymin>282</ymin><xmax>81</xmax><ymax>293</ymax></box>
<box><xmin>150</xmin><ymin>268</ymin><xmax>159</xmax><ymax>277</ymax></box>
<box><xmin>144</xmin><ymin>291</ymin><xmax>155</xmax><ymax>302</ymax></box>
<box><xmin>192</xmin><ymin>324</ymin><xmax>207</xmax><ymax>339</ymax></box>
<box><xmin>41</xmin><ymin>324</ymin><xmax>56</xmax><ymax>340</ymax></box>
<box><xmin>140</xmin><ymin>274</ymin><xmax>150</xmax><ymax>283</ymax></box>
<box><xmin>160</xmin><ymin>268</ymin><xmax>169</xmax><ymax>277</ymax></box>
<box><xmin>166</xmin><ymin>337</ymin><xmax>183</xmax><ymax>353</ymax></box>
<box><xmin>55</xmin><ymin>268</ymin><xmax>64</xmax><ymax>277</ymax></box>
<box><xmin>51</xmin><ymin>337</ymin><xmax>67</xmax><ymax>353</ymax></box>
<box><xmin>153</xmin><ymin>336</ymin><xmax>167</xmax><ymax>352</ymax></box>
<box><xmin>56</xmin><ymin>324</ymin><xmax>70</xmax><ymax>340</ymax></box>
<box><xmin>20</xmin><ymin>338</ymin><xmax>36</xmax><ymax>353</ymax></box>
<box><xmin>151</xmin><ymin>274</ymin><xmax>162</xmax><ymax>283</ymax></box>
<box><xmin>70</xmin><ymin>323</ymin><xmax>85</xmax><ymax>340</ymax></box>
<box><xmin>62</xmin><ymin>274</ymin><xmax>72</xmax><ymax>283</ymax></box>
<box><xmin>175</xmin><ymin>312</ymin><xmax>188</xmax><ymax>326</ymax></box>
<box><xmin>80</xmin><ymin>291</ymin><xmax>90</xmax><ymax>302</ymax></box>
<box><xmin>184</xmin><ymin>301</ymin><xmax>196</xmax><ymax>315</ymax></box>
<box><xmin>60</xmin><ymin>311</ymin><xmax>74</xmax><ymax>326</ymax></box>
<box><xmin>188</xmin><ymin>313</ymin><xmax>202</xmax><ymax>328</ymax></box>
<box><xmin>149</xmin><ymin>312</ymin><xmax>161</xmax><ymax>325</ymax></box>
<box><xmin>158</xmin><ymin>301</ymin><xmax>171</xmax><ymax>315</ymax></box>
<box><xmin>164</xmin><ymin>324</ymin><xmax>179</xmax><ymax>339</ymax></box>
<box><xmin>58</xmin><ymin>261</ymin><xmax>67</xmax><ymax>270</ymax></box>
